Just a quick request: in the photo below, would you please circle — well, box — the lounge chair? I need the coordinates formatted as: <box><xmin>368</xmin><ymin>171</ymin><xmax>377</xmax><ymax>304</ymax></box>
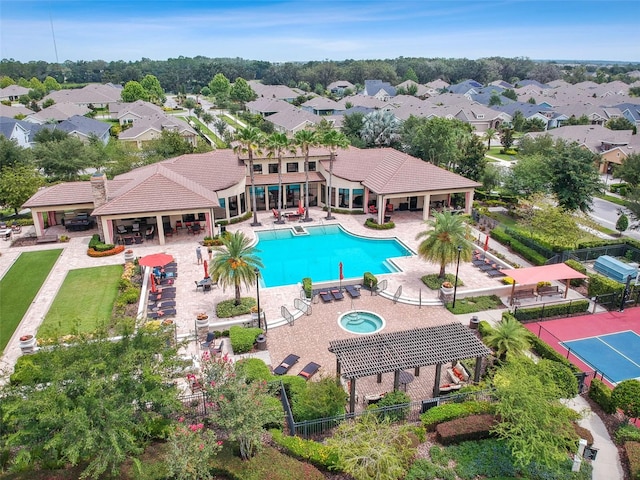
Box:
<box><xmin>298</xmin><ymin>362</ymin><xmax>321</xmax><ymax>380</ymax></box>
<box><xmin>211</xmin><ymin>339</ymin><xmax>224</xmax><ymax>356</ymax></box>
<box><xmin>345</xmin><ymin>285</ymin><xmax>361</xmax><ymax>298</ymax></box>
<box><xmin>486</xmin><ymin>269</ymin><xmax>506</xmax><ymax>278</ymax></box>
<box><xmin>117</xmin><ymin>224</ymin><xmax>127</xmax><ymax>234</ymax></box>
<box><xmin>148</xmin><ymin>308</ymin><xmax>176</xmax><ymax>319</ymax></box>
<box><xmin>319</xmin><ymin>291</ymin><xmax>333</xmax><ymax>303</ymax></box>
<box><xmin>149</xmin><ymin>291</ymin><xmax>176</xmax><ymax>301</ymax></box>
<box><xmin>273</xmin><ymin>354</ymin><xmax>300</xmax><ymax>375</ymax></box>
<box><xmin>201</xmin><ymin>332</ymin><xmax>215</xmax><ymax>348</ymax></box>
<box><xmin>331</xmin><ymin>288</ymin><xmax>344</xmax><ymax>300</ymax></box>
<box><xmin>368</xmin><ymin>205</ymin><xmax>378</xmax><ymax>214</ymax></box>
<box><xmin>478</xmin><ymin>264</ymin><xmax>494</xmax><ymax>271</ymax></box>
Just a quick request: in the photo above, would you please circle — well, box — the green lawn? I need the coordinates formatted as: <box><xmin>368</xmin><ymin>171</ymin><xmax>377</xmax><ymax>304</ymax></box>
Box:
<box><xmin>0</xmin><ymin>249</ymin><xmax>63</xmax><ymax>353</ymax></box>
<box><xmin>486</xmin><ymin>146</ymin><xmax>518</xmax><ymax>161</ymax></box>
<box><xmin>39</xmin><ymin>265</ymin><xmax>123</xmax><ymax>339</ymax></box>
<box><xmin>221</xmin><ymin>114</ymin><xmax>243</xmax><ymax>129</ymax></box>
<box><xmin>189</xmin><ymin>116</ymin><xmax>227</xmax><ymax>148</ymax></box>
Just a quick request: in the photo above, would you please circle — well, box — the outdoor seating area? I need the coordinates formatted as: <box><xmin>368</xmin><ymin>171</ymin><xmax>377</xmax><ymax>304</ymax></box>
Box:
<box><xmin>316</xmin><ymin>287</ymin><xmax>347</xmax><ymax>302</ymax></box>
<box><xmin>273</xmin><ymin>354</ymin><xmax>300</xmax><ymax>375</ymax></box>
<box><xmin>297</xmin><ymin>362</ymin><xmax>321</xmax><ymax>380</ymax></box>
<box><xmin>537</xmin><ymin>285</ymin><xmax>564</xmax><ymax>298</ymax></box>
<box><xmin>145</xmin><ymin>255</ymin><xmax>179</xmax><ymax>319</ymax></box>
<box><xmin>509</xmin><ymin>288</ymin><xmax>537</xmax><ymax>305</ymax></box>
<box><xmin>472</xmin><ymin>251</ymin><xmax>506</xmax><ymax>278</ymax></box>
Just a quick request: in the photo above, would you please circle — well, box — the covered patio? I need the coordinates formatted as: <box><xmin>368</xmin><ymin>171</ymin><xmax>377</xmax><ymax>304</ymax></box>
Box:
<box><xmin>500</xmin><ymin>264</ymin><xmax>588</xmax><ymax>305</ymax></box>
<box><xmin>329</xmin><ymin>323</ymin><xmax>493</xmax><ymax>413</ymax></box>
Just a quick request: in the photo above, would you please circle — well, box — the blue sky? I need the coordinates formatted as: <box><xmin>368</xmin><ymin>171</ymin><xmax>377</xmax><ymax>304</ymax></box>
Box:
<box><xmin>1</xmin><ymin>0</ymin><xmax>638</xmax><ymax>63</ymax></box>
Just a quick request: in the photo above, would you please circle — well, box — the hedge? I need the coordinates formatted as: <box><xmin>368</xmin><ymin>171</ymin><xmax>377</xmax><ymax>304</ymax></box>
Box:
<box><xmin>302</xmin><ymin>277</ymin><xmax>312</xmax><ymax>299</ymax></box>
<box><xmin>87</xmin><ymin>245</ymin><xmax>124</xmax><ymax>257</ymax></box>
<box><xmin>228</xmin><ymin>326</ymin><xmax>263</xmax><ymax>354</ymax></box>
<box><xmin>505</xmin><ymin>226</ymin><xmax>556</xmax><ymax>257</ymax></box>
<box><xmin>511</xmin><ymin>300</ymin><xmax>590</xmax><ymax>322</ymax></box>
<box><xmin>363</xmin><ymin>272</ymin><xmax>378</xmax><ymax>289</ymax></box>
<box><xmin>565</xmin><ymin>259</ymin><xmax>587</xmax><ymax>287</ymax></box>
<box><xmin>587</xmin><ymin>272</ymin><xmax>626</xmax><ymax>297</ymax></box>
<box><xmin>588</xmin><ymin>378</ymin><xmax>616</xmax><ymax>414</ymax></box>
<box><xmin>420</xmin><ymin>401</ymin><xmax>495</xmax><ymax>432</ymax></box>
<box><xmin>365</xmin><ymin>217</ymin><xmax>395</xmax><ymax>229</ymax></box>
<box><xmin>435</xmin><ymin>413</ymin><xmax>497</xmax><ymax>445</ymax></box>
<box><xmin>524</xmin><ymin>330</ymin><xmax>580</xmax><ymax>374</ymax></box>
<box><xmin>490</xmin><ymin>228</ymin><xmax>548</xmax><ymax>265</ymax></box>
<box><xmin>269</xmin><ymin>429</ymin><xmax>340</xmax><ymax>471</ymax></box>
<box><xmin>625</xmin><ymin>441</ymin><xmax>640</xmax><ymax>480</ymax></box>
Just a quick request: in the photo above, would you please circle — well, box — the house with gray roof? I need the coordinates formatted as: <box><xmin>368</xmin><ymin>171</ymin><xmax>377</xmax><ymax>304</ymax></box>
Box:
<box><xmin>0</xmin><ymin>103</ymin><xmax>32</xmax><ymax>118</ymax></box>
<box><xmin>25</xmin><ymin>103</ymin><xmax>91</xmax><ymax>124</ymax></box>
<box><xmin>327</xmin><ymin>81</ymin><xmax>355</xmax><ymax>95</ymax></box>
<box><xmin>336</xmin><ymin>95</ymin><xmax>388</xmax><ymax>110</ymax></box>
<box><xmin>301</xmin><ymin>96</ymin><xmax>342</xmax><ymax>116</ymax></box>
<box><xmin>265</xmin><ymin>106</ymin><xmax>320</xmax><ymax>134</ymax></box>
<box><xmin>245</xmin><ymin>98</ymin><xmax>292</xmax><ymax>117</ymax></box>
<box><xmin>109</xmin><ymin>100</ymin><xmax>165</xmax><ymax>125</ymax></box>
<box><xmin>23</xmin><ymin>146</ymin><xmax>480</xmax><ymax>243</ymax></box>
<box><xmin>395</xmin><ymin>80</ymin><xmax>432</xmax><ymax>99</ymax></box>
<box><xmin>448</xmin><ymin>80</ymin><xmax>482</xmax><ymax>96</ymax></box>
<box><xmin>248</xmin><ymin>81</ymin><xmax>301</xmax><ymax>102</ymax></box>
<box><xmin>118</xmin><ymin>113</ymin><xmax>197</xmax><ymax>149</ymax></box>
<box><xmin>0</xmin><ymin>85</ymin><xmax>30</xmax><ymax>102</ymax></box>
<box><xmin>490</xmin><ymin>102</ymin><xmax>554</xmax><ymax>128</ymax></box>
<box><xmin>614</xmin><ymin>103</ymin><xmax>640</xmax><ymax>129</ymax></box>
<box><xmin>43</xmin><ymin>83</ymin><xmax>123</xmax><ymax>108</ymax></box>
<box><xmin>56</xmin><ymin>115</ymin><xmax>111</xmax><ymax>144</ymax></box>
<box><xmin>364</xmin><ymin>80</ymin><xmax>396</xmax><ymax>100</ymax></box>
<box><xmin>0</xmin><ymin>117</ymin><xmax>31</xmax><ymax>148</ymax></box>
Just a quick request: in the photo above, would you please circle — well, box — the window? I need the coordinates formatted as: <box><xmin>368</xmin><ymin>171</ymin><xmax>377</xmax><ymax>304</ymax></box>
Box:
<box><xmin>253</xmin><ymin>164</ymin><xmax>262</xmax><ymax>173</ymax></box>
<box><xmin>287</xmin><ymin>162</ymin><xmax>298</xmax><ymax>173</ymax></box>
<box><xmin>308</xmin><ymin>161</ymin><xmax>316</xmax><ymax>172</ymax></box>
<box><xmin>219</xmin><ymin>198</ymin><xmax>225</xmax><ymax>208</ymax></box>
<box><xmin>269</xmin><ymin>163</ymin><xmax>279</xmax><ymax>174</ymax></box>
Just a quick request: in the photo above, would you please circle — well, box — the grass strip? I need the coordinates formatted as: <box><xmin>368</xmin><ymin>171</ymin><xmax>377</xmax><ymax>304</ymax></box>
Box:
<box><xmin>0</xmin><ymin>249</ymin><xmax>62</xmax><ymax>352</ymax></box>
<box><xmin>40</xmin><ymin>265</ymin><xmax>122</xmax><ymax>338</ymax></box>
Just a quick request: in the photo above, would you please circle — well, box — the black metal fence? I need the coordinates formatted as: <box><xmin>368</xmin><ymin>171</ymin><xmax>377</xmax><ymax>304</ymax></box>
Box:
<box><xmin>561</xmin><ymin>244</ymin><xmax>640</xmax><ymax>263</ymax></box>
<box><xmin>512</xmin><ymin>298</ymin><xmax>591</xmax><ymax>323</ymax></box>
<box><xmin>594</xmin><ymin>288</ymin><xmax>640</xmax><ymax>311</ymax></box>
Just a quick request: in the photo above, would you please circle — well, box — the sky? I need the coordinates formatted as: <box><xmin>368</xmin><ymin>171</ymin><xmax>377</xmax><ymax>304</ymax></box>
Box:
<box><xmin>1</xmin><ymin>0</ymin><xmax>638</xmax><ymax>64</ymax></box>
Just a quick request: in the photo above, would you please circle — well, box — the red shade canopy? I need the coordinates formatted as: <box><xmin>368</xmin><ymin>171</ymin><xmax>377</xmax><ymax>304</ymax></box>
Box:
<box><xmin>500</xmin><ymin>264</ymin><xmax>587</xmax><ymax>285</ymax></box>
<box><xmin>139</xmin><ymin>253</ymin><xmax>174</xmax><ymax>267</ymax></box>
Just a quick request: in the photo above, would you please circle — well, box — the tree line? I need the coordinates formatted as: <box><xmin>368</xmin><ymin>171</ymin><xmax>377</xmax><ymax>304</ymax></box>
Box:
<box><xmin>2</xmin><ymin>56</ymin><xmax>639</xmax><ymax>95</ymax></box>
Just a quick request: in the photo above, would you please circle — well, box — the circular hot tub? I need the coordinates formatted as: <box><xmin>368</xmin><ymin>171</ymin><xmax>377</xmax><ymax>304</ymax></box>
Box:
<box><xmin>338</xmin><ymin>310</ymin><xmax>385</xmax><ymax>334</ymax></box>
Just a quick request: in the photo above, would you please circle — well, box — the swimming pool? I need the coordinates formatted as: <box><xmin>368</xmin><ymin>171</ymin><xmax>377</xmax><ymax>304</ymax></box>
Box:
<box><xmin>255</xmin><ymin>225</ymin><xmax>413</xmax><ymax>287</ymax></box>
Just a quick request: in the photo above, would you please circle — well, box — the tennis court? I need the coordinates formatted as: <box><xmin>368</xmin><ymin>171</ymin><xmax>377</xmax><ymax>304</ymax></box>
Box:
<box><xmin>525</xmin><ymin>309</ymin><xmax>640</xmax><ymax>386</ymax></box>
<box><xmin>562</xmin><ymin>331</ymin><xmax>640</xmax><ymax>383</ymax></box>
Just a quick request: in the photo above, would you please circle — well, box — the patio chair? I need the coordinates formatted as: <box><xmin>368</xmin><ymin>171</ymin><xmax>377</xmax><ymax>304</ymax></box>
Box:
<box><xmin>273</xmin><ymin>354</ymin><xmax>300</xmax><ymax>375</ymax></box>
<box><xmin>211</xmin><ymin>339</ymin><xmax>224</xmax><ymax>356</ymax></box>
<box><xmin>134</xmin><ymin>234</ymin><xmax>143</xmax><ymax>244</ymax></box>
<box><xmin>345</xmin><ymin>285</ymin><xmax>361</xmax><ymax>298</ymax></box>
<box><xmin>11</xmin><ymin>223</ymin><xmax>21</xmax><ymax>233</ymax></box>
<box><xmin>319</xmin><ymin>291</ymin><xmax>333</xmax><ymax>303</ymax></box>
<box><xmin>331</xmin><ymin>288</ymin><xmax>344</xmax><ymax>301</ymax></box>
<box><xmin>145</xmin><ymin>226</ymin><xmax>155</xmax><ymax>240</ymax></box>
<box><xmin>116</xmin><ymin>224</ymin><xmax>127</xmax><ymax>235</ymax></box>
<box><xmin>201</xmin><ymin>332</ymin><xmax>215</xmax><ymax>349</ymax></box>
<box><xmin>124</xmin><ymin>236</ymin><xmax>134</xmax><ymax>245</ymax></box>
<box><xmin>298</xmin><ymin>362</ymin><xmax>321</xmax><ymax>380</ymax></box>
<box><xmin>368</xmin><ymin>205</ymin><xmax>378</xmax><ymax>214</ymax></box>
<box><xmin>487</xmin><ymin>269</ymin><xmax>506</xmax><ymax>278</ymax></box>
<box><xmin>131</xmin><ymin>223</ymin><xmax>140</xmax><ymax>233</ymax></box>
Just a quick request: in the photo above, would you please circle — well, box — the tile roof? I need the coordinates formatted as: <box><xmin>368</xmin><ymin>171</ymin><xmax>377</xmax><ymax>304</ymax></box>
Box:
<box><xmin>27</xmin><ymin>103</ymin><xmax>91</xmax><ymax>122</ymax></box>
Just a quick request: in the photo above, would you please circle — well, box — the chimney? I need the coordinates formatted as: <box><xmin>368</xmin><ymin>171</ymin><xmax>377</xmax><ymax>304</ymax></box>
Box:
<box><xmin>90</xmin><ymin>173</ymin><xmax>108</xmax><ymax>241</ymax></box>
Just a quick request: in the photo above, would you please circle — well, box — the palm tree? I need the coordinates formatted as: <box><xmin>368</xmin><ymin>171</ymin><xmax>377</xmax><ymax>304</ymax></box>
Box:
<box><xmin>483</xmin><ymin>315</ymin><xmax>531</xmax><ymax>361</ymax></box>
<box><xmin>233</xmin><ymin>126</ymin><xmax>264</xmax><ymax>226</ymax></box>
<box><xmin>210</xmin><ymin>231</ymin><xmax>264</xmax><ymax>306</ymax></box>
<box><xmin>320</xmin><ymin>129</ymin><xmax>350</xmax><ymax>219</ymax></box>
<box><xmin>484</xmin><ymin>127</ymin><xmax>497</xmax><ymax>151</ymax></box>
<box><xmin>294</xmin><ymin>129</ymin><xmax>318</xmax><ymax>222</ymax></box>
<box><xmin>265</xmin><ymin>132</ymin><xmax>294</xmax><ymax>224</ymax></box>
<box><xmin>415</xmin><ymin>211</ymin><xmax>472</xmax><ymax>278</ymax></box>
<box><xmin>360</xmin><ymin>110</ymin><xmax>401</xmax><ymax>148</ymax></box>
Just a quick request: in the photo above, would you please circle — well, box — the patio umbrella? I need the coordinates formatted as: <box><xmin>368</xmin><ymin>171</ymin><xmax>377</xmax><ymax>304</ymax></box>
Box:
<box><xmin>339</xmin><ymin>262</ymin><xmax>344</xmax><ymax>289</ymax></box>
<box><xmin>204</xmin><ymin>260</ymin><xmax>209</xmax><ymax>278</ymax></box>
<box><xmin>483</xmin><ymin>235</ymin><xmax>490</xmax><ymax>252</ymax></box>
<box><xmin>139</xmin><ymin>253</ymin><xmax>174</xmax><ymax>268</ymax></box>
<box><xmin>150</xmin><ymin>272</ymin><xmax>157</xmax><ymax>293</ymax></box>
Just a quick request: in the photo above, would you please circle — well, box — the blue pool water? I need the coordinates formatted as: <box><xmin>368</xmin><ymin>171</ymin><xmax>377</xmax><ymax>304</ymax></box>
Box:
<box><xmin>256</xmin><ymin>225</ymin><xmax>413</xmax><ymax>287</ymax></box>
<box><xmin>338</xmin><ymin>310</ymin><xmax>385</xmax><ymax>334</ymax></box>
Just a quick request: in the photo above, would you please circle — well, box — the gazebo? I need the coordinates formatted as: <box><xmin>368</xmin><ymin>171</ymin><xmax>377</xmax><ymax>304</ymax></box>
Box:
<box><xmin>500</xmin><ymin>264</ymin><xmax>588</xmax><ymax>305</ymax></box>
<box><xmin>328</xmin><ymin>323</ymin><xmax>493</xmax><ymax>413</ymax></box>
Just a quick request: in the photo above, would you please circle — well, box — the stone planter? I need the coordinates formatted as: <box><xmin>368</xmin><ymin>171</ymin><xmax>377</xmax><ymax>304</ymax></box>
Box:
<box><xmin>195</xmin><ymin>316</ymin><xmax>209</xmax><ymax>329</ymax></box>
<box><xmin>19</xmin><ymin>335</ymin><xmax>37</xmax><ymax>354</ymax></box>
<box><xmin>124</xmin><ymin>250</ymin><xmax>134</xmax><ymax>263</ymax></box>
<box><xmin>440</xmin><ymin>286</ymin><xmax>454</xmax><ymax>296</ymax></box>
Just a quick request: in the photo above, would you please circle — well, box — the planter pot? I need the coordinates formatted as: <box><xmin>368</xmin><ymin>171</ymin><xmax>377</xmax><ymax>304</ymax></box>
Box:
<box><xmin>251</xmin><ymin>310</ymin><xmax>264</xmax><ymax>321</ymax></box>
<box><xmin>19</xmin><ymin>335</ymin><xmax>37</xmax><ymax>353</ymax></box>
<box><xmin>124</xmin><ymin>250</ymin><xmax>134</xmax><ymax>263</ymax></box>
<box><xmin>195</xmin><ymin>316</ymin><xmax>209</xmax><ymax>328</ymax></box>
<box><xmin>441</xmin><ymin>287</ymin><xmax>454</xmax><ymax>296</ymax></box>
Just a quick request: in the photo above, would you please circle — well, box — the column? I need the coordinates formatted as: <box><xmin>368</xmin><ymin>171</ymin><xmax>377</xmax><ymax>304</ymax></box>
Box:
<box><xmin>465</xmin><ymin>190</ymin><xmax>474</xmax><ymax>215</ymax></box>
<box><xmin>423</xmin><ymin>194</ymin><xmax>431</xmax><ymax>221</ymax></box>
<box><xmin>156</xmin><ymin>215</ymin><xmax>165</xmax><ymax>245</ymax></box>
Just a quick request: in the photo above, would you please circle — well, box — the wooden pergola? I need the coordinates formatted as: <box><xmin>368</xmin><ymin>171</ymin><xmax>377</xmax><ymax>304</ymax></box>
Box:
<box><xmin>328</xmin><ymin>323</ymin><xmax>493</xmax><ymax>413</ymax></box>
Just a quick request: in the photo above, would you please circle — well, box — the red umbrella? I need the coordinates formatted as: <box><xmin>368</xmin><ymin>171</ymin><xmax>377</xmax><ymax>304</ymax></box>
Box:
<box><xmin>204</xmin><ymin>260</ymin><xmax>209</xmax><ymax>278</ymax></box>
<box><xmin>483</xmin><ymin>235</ymin><xmax>490</xmax><ymax>252</ymax></box>
<box><xmin>149</xmin><ymin>272</ymin><xmax>157</xmax><ymax>293</ymax></box>
<box><xmin>139</xmin><ymin>253</ymin><xmax>174</xmax><ymax>268</ymax></box>
<box><xmin>339</xmin><ymin>262</ymin><xmax>344</xmax><ymax>289</ymax></box>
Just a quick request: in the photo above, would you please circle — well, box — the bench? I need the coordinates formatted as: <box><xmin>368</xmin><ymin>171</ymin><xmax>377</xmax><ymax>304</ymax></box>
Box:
<box><xmin>537</xmin><ymin>285</ymin><xmax>564</xmax><ymax>298</ymax></box>
<box><xmin>509</xmin><ymin>288</ymin><xmax>536</xmax><ymax>304</ymax></box>
<box><xmin>36</xmin><ymin>235</ymin><xmax>58</xmax><ymax>244</ymax></box>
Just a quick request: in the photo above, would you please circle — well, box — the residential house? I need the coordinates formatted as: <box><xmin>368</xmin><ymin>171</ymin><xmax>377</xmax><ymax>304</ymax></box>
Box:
<box><xmin>245</xmin><ymin>98</ymin><xmax>292</xmax><ymax>117</ymax></box>
<box><xmin>327</xmin><ymin>81</ymin><xmax>355</xmax><ymax>96</ymax></box>
<box><xmin>109</xmin><ymin>100</ymin><xmax>166</xmax><ymax>126</ymax></box>
<box><xmin>23</xmin><ymin>146</ymin><xmax>480</xmax><ymax>243</ymax></box>
<box><xmin>25</xmin><ymin>103</ymin><xmax>91</xmax><ymax>124</ymax></box>
<box><xmin>395</xmin><ymin>80</ymin><xmax>432</xmax><ymax>99</ymax></box>
<box><xmin>490</xmin><ymin>102</ymin><xmax>555</xmax><ymax>129</ymax></box>
<box><xmin>526</xmin><ymin>125</ymin><xmax>636</xmax><ymax>172</ymax></box>
<box><xmin>0</xmin><ymin>85</ymin><xmax>30</xmax><ymax>102</ymax></box>
<box><xmin>265</xmin><ymin>105</ymin><xmax>320</xmax><ymax>134</ymax></box>
<box><xmin>447</xmin><ymin>80</ymin><xmax>482</xmax><ymax>96</ymax></box>
<box><xmin>363</xmin><ymin>80</ymin><xmax>396</xmax><ymax>100</ymax></box>
<box><xmin>0</xmin><ymin>117</ymin><xmax>31</xmax><ymax>148</ymax></box>
<box><xmin>56</xmin><ymin>115</ymin><xmax>111</xmax><ymax>145</ymax></box>
<box><xmin>301</xmin><ymin>97</ymin><xmax>341</xmax><ymax>116</ymax></box>
<box><xmin>248</xmin><ymin>81</ymin><xmax>301</xmax><ymax>102</ymax></box>
<box><xmin>43</xmin><ymin>83</ymin><xmax>123</xmax><ymax>109</ymax></box>
<box><xmin>0</xmin><ymin>103</ymin><xmax>32</xmax><ymax>118</ymax></box>
<box><xmin>118</xmin><ymin>113</ymin><xmax>197</xmax><ymax>149</ymax></box>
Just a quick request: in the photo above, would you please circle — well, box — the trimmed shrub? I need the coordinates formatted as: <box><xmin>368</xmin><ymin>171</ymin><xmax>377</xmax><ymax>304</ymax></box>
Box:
<box><xmin>511</xmin><ymin>299</ymin><xmax>590</xmax><ymax>322</ymax></box>
<box><xmin>365</xmin><ymin>217</ymin><xmax>395</xmax><ymax>229</ymax></box>
<box><xmin>625</xmin><ymin>441</ymin><xmax>640</xmax><ymax>480</ymax></box>
<box><xmin>490</xmin><ymin>228</ymin><xmax>548</xmax><ymax>265</ymax></box>
<box><xmin>363</xmin><ymin>272</ymin><xmax>378</xmax><ymax>289</ymax></box>
<box><xmin>477</xmin><ymin>320</ymin><xmax>494</xmax><ymax>338</ymax></box>
<box><xmin>235</xmin><ymin>358</ymin><xmax>271</xmax><ymax>382</ymax></box>
<box><xmin>588</xmin><ymin>378</ymin><xmax>616</xmax><ymax>414</ymax></box>
<box><xmin>269</xmin><ymin>429</ymin><xmax>340</xmax><ymax>471</ymax></box>
<box><xmin>526</xmin><ymin>332</ymin><xmax>580</xmax><ymax>373</ymax></box>
<box><xmin>228</xmin><ymin>325</ymin><xmax>262</xmax><ymax>354</ymax></box>
<box><xmin>435</xmin><ymin>413</ymin><xmax>497</xmax><ymax>445</ymax></box>
<box><xmin>87</xmin><ymin>245</ymin><xmax>125</xmax><ymax>257</ymax></box>
<box><xmin>302</xmin><ymin>277</ymin><xmax>312</xmax><ymax>299</ymax></box>
<box><xmin>420</xmin><ymin>401</ymin><xmax>495</xmax><ymax>431</ymax></box>
<box><xmin>616</xmin><ymin>424</ymin><xmax>640</xmax><ymax>444</ymax></box>
<box><xmin>588</xmin><ymin>272</ymin><xmax>626</xmax><ymax>297</ymax></box>
<box><xmin>291</xmin><ymin>377</ymin><xmax>347</xmax><ymax>421</ymax></box>
<box><xmin>279</xmin><ymin>375</ymin><xmax>308</xmax><ymax>401</ymax></box>
<box><xmin>565</xmin><ymin>259</ymin><xmax>587</xmax><ymax>287</ymax></box>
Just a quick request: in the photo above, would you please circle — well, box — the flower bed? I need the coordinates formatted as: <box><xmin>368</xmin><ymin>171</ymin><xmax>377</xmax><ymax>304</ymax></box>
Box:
<box><xmin>87</xmin><ymin>245</ymin><xmax>125</xmax><ymax>257</ymax></box>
